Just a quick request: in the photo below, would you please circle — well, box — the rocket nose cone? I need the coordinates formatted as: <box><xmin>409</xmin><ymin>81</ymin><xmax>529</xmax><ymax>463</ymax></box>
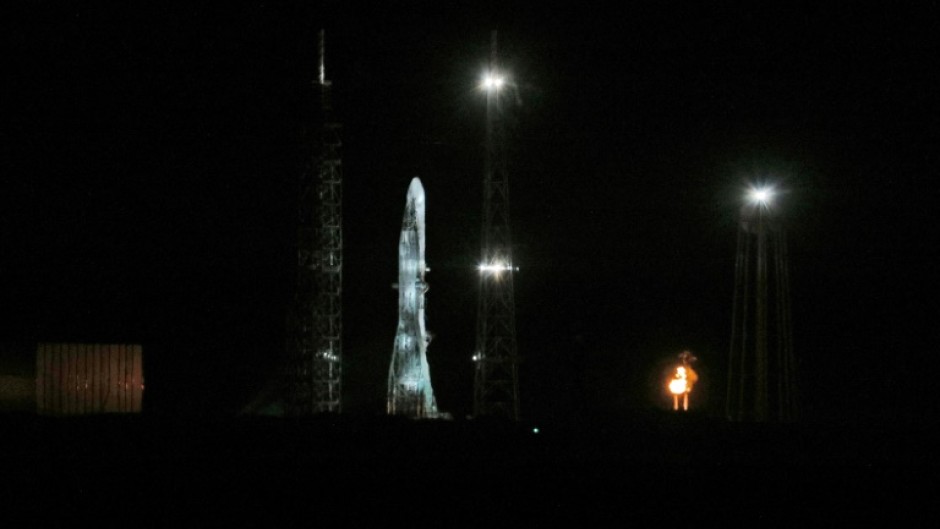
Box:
<box><xmin>408</xmin><ymin>176</ymin><xmax>425</xmax><ymax>197</ymax></box>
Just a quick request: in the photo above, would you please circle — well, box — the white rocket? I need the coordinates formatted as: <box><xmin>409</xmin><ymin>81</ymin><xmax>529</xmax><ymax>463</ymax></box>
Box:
<box><xmin>387</xmin><ymin>177</ymin><xmax>438</xmax><ymax>418</ymax></box>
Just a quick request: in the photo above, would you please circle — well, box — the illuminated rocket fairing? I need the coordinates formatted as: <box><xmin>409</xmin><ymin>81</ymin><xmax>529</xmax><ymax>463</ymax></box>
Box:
<box><xmin>387</xmin><ymin>177</ymin><xmax>438</xmax><ymax>418</ymax></box>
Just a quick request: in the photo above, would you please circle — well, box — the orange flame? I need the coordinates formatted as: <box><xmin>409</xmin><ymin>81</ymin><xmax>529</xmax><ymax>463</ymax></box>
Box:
<box><xmin>668</xmin><ymin>364</ymin><xmax>698</xmax><ymax>411</ymax></box>
<box><xmin>668</xmin><ymin>366</ymin><xmax>689</xmax><ymax>395</ymax></box>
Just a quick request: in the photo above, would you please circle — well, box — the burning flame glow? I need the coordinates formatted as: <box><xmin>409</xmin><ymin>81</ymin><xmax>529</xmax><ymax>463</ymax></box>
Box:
<box><xmin>667</xmin><ymin>356</ymin><xmax>698</xmax><ymax>411</ymax></box>
<box><xmin>669</xmin><ymin>366</ymin><xmax>689</xmax><ymax>395</ymax></box>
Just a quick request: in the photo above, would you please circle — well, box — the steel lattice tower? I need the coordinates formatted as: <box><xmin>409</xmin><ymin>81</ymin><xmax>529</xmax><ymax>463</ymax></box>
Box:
<box><xmin>473</xmin><ymin>31</ymin><xmax>520</xmax><ymax>420</ymax></box>
<box><xmin>726</xmin><ymin>191</ymin><xmax>797</xmax><ymax>422</ymax></box>
<box><xmin>289</xmin><ymin>30</ymin><xmax>343</xmax><ymax>415</ymax></box>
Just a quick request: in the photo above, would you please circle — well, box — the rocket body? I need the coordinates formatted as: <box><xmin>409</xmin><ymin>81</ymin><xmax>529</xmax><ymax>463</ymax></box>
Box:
<box><xmin>387</xmin><ymin>177</ymin><xmax>438</xmax><ymax>417</ymax></box>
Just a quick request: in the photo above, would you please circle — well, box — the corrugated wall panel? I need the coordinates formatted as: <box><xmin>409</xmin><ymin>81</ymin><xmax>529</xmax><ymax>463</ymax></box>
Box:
<box><xmin>36</xmin><ymin>343</ymin><xmax>144</xmax><ymax>415</ymax></box>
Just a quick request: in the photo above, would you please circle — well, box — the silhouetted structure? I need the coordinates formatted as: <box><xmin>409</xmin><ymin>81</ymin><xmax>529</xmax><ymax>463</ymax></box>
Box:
<box><xmin>473</xmin><ymin>31</ymin><xmax>520</xmax><ymax>420</ymax></box>
<box><xmin>2</xmin><ymin>343</ymin><xmax>144</xmax><ymax>414</ymax></box>
<box><xmin>289</xmin><ymin>30</ymin><xmax>343</xmax><ymax>414</ymax></box>
<box><xmin>726</xmin><ymin>192</ymin><xmax>798</xmax><ymax>422</ymax></box>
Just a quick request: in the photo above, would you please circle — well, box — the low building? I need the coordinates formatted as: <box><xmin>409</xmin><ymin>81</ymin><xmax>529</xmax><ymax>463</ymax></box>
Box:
<box><xmin>1</xmin><ymin>343</ymin><xmax>144</xmax><ymax>414</ymax></box>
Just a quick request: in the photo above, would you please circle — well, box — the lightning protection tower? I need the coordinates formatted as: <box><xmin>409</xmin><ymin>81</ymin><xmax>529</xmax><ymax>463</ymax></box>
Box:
<box><xmin>473</xmin><ymin>31</ymin><xmax>520</xmax><ymax>420</ymax></box>
<box><xmin>289</xmin><ymin>30</ymin><xmax>343</xmax><ymax>415</ymax></box>
<box><xmin>726</xmin><ymin>188</ymin><xmax>797</xmax><ymax>422</ymax></box>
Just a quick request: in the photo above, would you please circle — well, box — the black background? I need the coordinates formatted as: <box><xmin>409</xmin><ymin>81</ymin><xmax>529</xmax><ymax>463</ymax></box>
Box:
<box><xmin>3</xmin><ymin>2</ymin><xmax>936</xmax><ymax>425</ymax></box>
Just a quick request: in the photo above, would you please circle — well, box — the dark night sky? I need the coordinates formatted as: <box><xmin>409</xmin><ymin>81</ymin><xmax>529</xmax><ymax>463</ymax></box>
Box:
<box><xmin>2</xmin><ymin>2</ymin><xmax>936</xmax><ymax>423</ymax></box>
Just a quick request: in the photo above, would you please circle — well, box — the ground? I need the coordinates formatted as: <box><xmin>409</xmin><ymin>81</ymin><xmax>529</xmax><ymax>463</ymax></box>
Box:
<box><xmin>2</xmin><ymin>411</ymin><xmax>936</xmax><ymax>524</ymax></box>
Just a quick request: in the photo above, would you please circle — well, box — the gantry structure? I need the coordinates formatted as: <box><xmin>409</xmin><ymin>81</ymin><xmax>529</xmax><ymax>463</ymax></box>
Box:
<box><xmin>473</xmin><ymin>31</ymin><xmax>520</xmax><ymax>420</ymax></box>
<box><xmin>726</xmin><ymin>189</ymin><xmax>798</xmax><ymax>422</ymax></box>
<box><xmin>289</xmin><ymin>30</ymin><xmax>343</xmax><ymax>415</ymax></box>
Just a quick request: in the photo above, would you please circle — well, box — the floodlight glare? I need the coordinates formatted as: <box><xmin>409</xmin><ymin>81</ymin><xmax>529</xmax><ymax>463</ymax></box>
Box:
<box><xmin>478</xmin><ymin>262</ymin><xmax>514</xmax><ymax>273</ymax></box>
<box><xmin>482</xmin><ymin>74</ymin><xmax>505</xmax><ymax>90</ymax></box>
<box><xmin>750</xmin><ymin>188</ymin><xmax>771</xmax><ymax>204</ymax></box>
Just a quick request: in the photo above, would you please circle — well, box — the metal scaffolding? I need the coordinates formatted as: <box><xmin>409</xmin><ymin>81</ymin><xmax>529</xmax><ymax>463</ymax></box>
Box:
<box><xmin>473</xmin><ymin>31</ymin><xmax>520</xmax><ymax>420</ymax></box>
<box><xmin>289</xmin><ymin>30</ymin><xmax>343</xmax><ymax>415</ymax></box>
<box><xmin>726</xmin><ymin>194</ymin><xmax>798</xmax><ymax>422</ymax></box>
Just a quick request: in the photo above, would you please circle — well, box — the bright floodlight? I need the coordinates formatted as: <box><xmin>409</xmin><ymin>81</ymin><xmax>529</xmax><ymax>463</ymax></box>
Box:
<box><xmin>482</xmin><ymin>74</ymin><xmax>504</xmax><ymax>90</ymax></box>
<box><xmin>478</xmin><ymin>262</ymin><xmax>516</xmax><ymax>274</ymax></box>
<box><xmin>750</xmin><ymin>188</ymin><xmax>771</xmax><ymax>204</ymax></box>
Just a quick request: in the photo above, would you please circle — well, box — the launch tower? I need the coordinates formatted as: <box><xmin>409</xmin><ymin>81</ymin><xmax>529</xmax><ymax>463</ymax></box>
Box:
<box><xmin>289</xmin><ymin>30</ymin><xmax>343</xmax><ymax>415</ymax></box>
<box><xmin>726</xmin><ymin>189</ymin><xmax>798</xmax><ymax>422</ymax></box>
<box><xmin>473</xmin><ymin>31</ymin><xmax>520</xmax><ymax>420</ymax></box>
